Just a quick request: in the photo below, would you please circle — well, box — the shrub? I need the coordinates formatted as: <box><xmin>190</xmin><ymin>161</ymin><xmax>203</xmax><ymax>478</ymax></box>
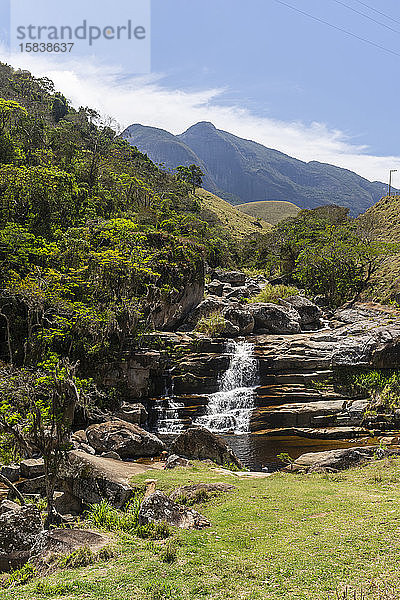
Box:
<box><xmin>34</xmin><ymin>581</ymin><xmax>75</xmax><ymax>595</ymax></box>
<box><xmin>249</xmin><ymin>283</ymin><xmax>299</xmax><ymax>304</ymax></box>
<box><xmin>159</xmin><ymin>539</ymin><xmax>178</xmax><ymax>563</ymax></box>
<box><xmin>195</xmin><ymin>310</ymin><xmax>226</xmax><ymax>337</ymax></box>
<box><xmin>85</xmin><ymin>498</ymin><xmax>170</xmax><ymax>540</ymax></box>
<box><xmin>2</xmin><ymin>562</ymin><xmax>36</xmax><ymax>588</ymax></box>
<box><xmin>56</xmin><ymin>547</ymin><xmax>95</xmax><ymax>569</ymax></box>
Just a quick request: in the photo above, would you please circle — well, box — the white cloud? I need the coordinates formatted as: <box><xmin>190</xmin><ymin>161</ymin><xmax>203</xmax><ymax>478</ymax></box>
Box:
<box><xmin>2</xmin><ymin>51</ymin><xmax>399</xmax><ymax>185</ymax></box>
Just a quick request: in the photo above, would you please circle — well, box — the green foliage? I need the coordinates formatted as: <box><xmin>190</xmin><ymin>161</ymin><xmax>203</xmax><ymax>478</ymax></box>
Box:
<box><xmin>176</xmin><ymin>164</ymin><xmax>204</xmax><ymax>194</ymax></box>
<box><xmin>256</xmin><ymin>206</ymin><xmax>397</xmax><ymax>306</ymax></box>
<box><xmin>84</xmin><ymin>498</ymin><xmax>171</xmax><ymax>540</ymax></box>
<box><xmin>56</xmin><ymin>547</ymin><xmax>96</xmax><ymax>569</ymax></box>
<box><xmin>2</xmin><ymin>562</ymin><xmax>36</xmax><ymax>588</ymax></box>
<box><xmin>352</xmin><ymin>370</ymin><xmax>400</xmax><ymax>413</ymax></box>
<box><xmin>195</xmin><ymin>311</ymin><xmax>226</xmax><ymax>337</ymax></box>
<box><xmin>159</xmin><ymin>539</ymin><xmax>179</xmax><ymax>563</ymax></box>
<box><xmin>249</xmin><ymin>283</ymin><xmax>299</xmax><ymax>304</ymax></box>
<box><xmin>34</xmin><ymin>581</ymin><xmax>75</xmax><ymax>596</ymax></box>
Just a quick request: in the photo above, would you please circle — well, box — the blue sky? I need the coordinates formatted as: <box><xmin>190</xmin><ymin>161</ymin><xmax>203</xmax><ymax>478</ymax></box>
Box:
<box><xmin>1</xmin><ymin>0</ymin><xmax>400</xmax><ymax>183</ymax></box>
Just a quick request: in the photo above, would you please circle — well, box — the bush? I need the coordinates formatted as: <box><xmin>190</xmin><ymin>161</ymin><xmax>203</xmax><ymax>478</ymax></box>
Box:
<box><xmin>2</xmin><ymin>562</ymin><xmax>36</xmax><ymax>588</ymax></box>
<box><xmin>195</xmin><ymin>311</ymin><xmax>226</xmax><ymax>336</ymax></box>
<box><xmin>159</xmin><ymin>539</ymin><xmax>178</xmax><ymax>563</ymax></box>
<box><xmin>85</xmin><ymin>498</ymin><xmax>170</xmax><ymax>540</ymax></box>
<box><xmin>249</xmin><ymin>283</ymin><xmax>299</xmax><ymax>304</ymax></box>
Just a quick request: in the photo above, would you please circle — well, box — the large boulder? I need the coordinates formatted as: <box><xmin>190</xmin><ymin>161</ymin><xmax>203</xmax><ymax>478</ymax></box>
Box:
<box><xmin>0</xmin><ymin>505</ymin><xmax>43</xmax><ymax>571</ymax></box>
<box><xmin>223</xmin><ymin>307</ymin><xmax>254</xmax><ymax>335</ymax></box>
<box><xmin>31</xmin><ymin>528</ymin><xmax>111</xmax><ymax>563</ymax></box>
<box><xmin>115</xmin><ymin>402</ymin><xmax>148</xmax><ymax>426</ymax></box>
<box><xmin>280</xmin><ymin>295</ymin><xmax>323</xmax><ymax>329</ymax></box>
<box><xmin>20</xmin><ymin>458</ymin><xmax>45</xmax><ymax>479</ymax></box>
<box><xmin>184</xmin><ymin>297</ymin><xmax>230</xmax><ymax>329</ymax></box>
<box><xmin>249</xmin><ymin>303</ymin><xmax>301</xmax><ymax>334</ymax></box>
<box><xmin>59</xmin><ymin>451</ymin><xmax>135</xmax><ymax>509</ymax></box>
<box><xmin>138</xmin><ymin>491</ymin><xmax>210</xmax><ymax>529</ymax></box>
<box><xmin>210</xmin><ymin>269</ymin><xmax>246</xmax><ymax>287</ymax></box>
<box><xmin>86</xmin><ymin>420</ymin><xmax>165</xmax><ymax>459</ymax></box>
<box><xmin>0</xmin><ymin>465</ymin><xmax>20</xmax><ymax>483</ymax></box>
<box><xmin>170</xmin><ymin>427</ymin><xmax>243</xmax><ymax>468</ymax></box>
<box><xmin>290</xmin><ymin>447</ymin><xmax>387</xmax><ymax>472</ymax></box>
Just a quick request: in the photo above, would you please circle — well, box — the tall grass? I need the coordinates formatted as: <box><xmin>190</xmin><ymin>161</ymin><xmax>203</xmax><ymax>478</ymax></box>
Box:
<box><xmin>85</xmin><ymin>498</ymin><xmax>170</xmax><ymax>540</ymax></box>
<box><xmin>249</xmin><ymin>283</ymin><xmax>299</xmax><ymax>304</ymax></box>
<box><xmin>195</xmin><ymin>311</ymin><xmax>226</xmax><ymax>336</ymax></box>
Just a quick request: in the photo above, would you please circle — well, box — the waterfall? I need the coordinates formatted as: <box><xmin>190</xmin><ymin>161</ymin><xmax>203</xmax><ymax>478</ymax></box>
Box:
<box><xmin>196</xmin><ymin>340</ymin><xmax>258</xmax><ymax>433</ymax></box>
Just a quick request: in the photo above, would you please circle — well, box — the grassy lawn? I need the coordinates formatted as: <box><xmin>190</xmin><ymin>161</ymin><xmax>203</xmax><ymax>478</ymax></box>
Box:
<box><xmin>2</xmin><ymin>459</ymin><xmax>400</xmax><ymax>599</ymax></box>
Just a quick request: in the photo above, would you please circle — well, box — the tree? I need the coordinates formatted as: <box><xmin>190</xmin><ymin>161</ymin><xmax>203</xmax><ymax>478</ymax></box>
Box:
<box><xmin>0</xmin><ymin>359</ymin><xmax>93</xmax><ymax>526</ymax></box>
<box><xmin>258</xmin><ymin>206</ymin><xmax>396</xmax><ymax>306</ymax></box>
<box><xmin>51</xmin><ymin>93</ymin><xmax>68</xmax><ymax>123</ymax></box>
<box><xmin>176</xmin><ymin>164</ymin><xmax>204</xmax><ymax>194</ymax></box>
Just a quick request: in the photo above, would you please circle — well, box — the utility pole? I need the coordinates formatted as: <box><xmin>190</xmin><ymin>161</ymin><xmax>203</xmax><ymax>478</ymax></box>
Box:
<box><xmin>389</xmin><ymin>169</ymin><xmax>397</xmax><ymax>196</ymax></box>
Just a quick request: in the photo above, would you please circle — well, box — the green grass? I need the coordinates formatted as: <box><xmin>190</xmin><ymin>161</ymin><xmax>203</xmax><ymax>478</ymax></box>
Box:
<box><xmin>236</xmin><ymin>200</ymin><xmax>301</xmax><ymax>225</ymax></box>
<box><xmin>196</xmin><ymin>189</ymin><xmax>272</xmax><ymax>237</ymax></box>
<box><xmin>3</xmin><ymin>460</ymin><xmax>400</xmax><ymax>599</ymax></box>
<box><xmin>195</xmin><ymin>311</ymin><xmax>226</xmax><ymax>336</ymax></box>
<box><xmin>249</xmin><ymin>283</ymin><xmax>299</xmax><ymax>304</ymax></box>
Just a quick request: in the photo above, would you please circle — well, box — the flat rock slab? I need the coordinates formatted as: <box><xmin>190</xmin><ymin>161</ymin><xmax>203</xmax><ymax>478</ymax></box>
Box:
<box><xmin>290</xmin><ymin>446</ymin><xmax>400</xmax><ymax>472</ymax></box>
<box><xmin>60</xmin><ymin>451</ymin><xmax>165</xmax><ymax>509</ymax></box>
<box><xmin>32</xmin><ymin>528</ymin><xmax>112</xmax><ymax>562</ymax></box>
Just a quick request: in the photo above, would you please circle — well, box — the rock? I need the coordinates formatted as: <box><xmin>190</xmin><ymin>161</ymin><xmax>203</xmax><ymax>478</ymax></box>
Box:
<box><xmin>139</xmin><ymin>491</ymin><xmax>210</xmax><ymax>529</ymax></box>
<box><xmin>59</xmin><ymin>451</ymin><xmax>135</xmax><ymax>509</ymax></box>
<box><xmin>116</xmin><ymin>402</ymin><xmax>148</xmax><ymax>426</ymax></box>
<box><xmin>249</xmin><ymin>303</ymin><xmax>301</xmax><ymax>334</ymax></box>
<box><xmin>164</xmin><ymin>455</ymin><xmax>191</xmax><ymax>470</ymax></box>
<box><xmin>86</xmin><ymin>420</ymin><xmax>165</xmax><ymax>459</ymax></box>
<box><xmin>16</xmin><ymin>475</ymin><xmax>46</xmax><ymax>496</ymax></box>
<box><xmin>223</xmin><ymin>307</ymin><xmax>254</xmax><ymax>335</ymax></box>
<box><xmin>0</xmin><ymin>464</ymin><xmax>20</xmax><ymax>483</ymax></box>
<box><xmin>20</xmin><ymin>458</ymin><xmax>45</xmax><ymax>479</ymax></box>
<box><xmin>170</xmin><ymin>427</ymin><xmax>243</xmax><ymax>468</ymax></box>
<box><xmin>206</xmin><ymin>280</ymin><xmax>224</xmax><ymax>297</ymax></box>
<box><xmin>185</xmin><ymin>297</ymin><xmax>230</xmax><ymax>329</ymax></box>
<box><xmin>0</xmin><ymin>505</ymin><xmax>42</xmax><ymax>556</ymax></box>
<box><xmin>281</xmin><ymin>295</ymin><xmax>322</xmax><ymax>329</ymax></box>
<box><xmin>72</xmin><ymin>442</ymin><xmax>96</xmax><ymax>455</ymax></box>
<box><xmin>31</xmin><ymin>528</ymin><xmax>111</xmax><ymax>563</ymax></box>
<box><xmin>0</xmin><ymin>500</ymin><xmax>20</xmax><ymax>516</ymax></box>
<box><xmin>101</xmin><ymin>451</ymin><xmax>122</xmax><ymax>461</ymax></box>
<box><xmin>72</xmin><ymin>430</ymin><xmax>87</xmax><ymax>445</ymax></box>
<box><xmin>211</xmin><ymin>269</ymin><xmax>246</xmax><ymax>287</ymax></box>
<box><xmin>220</xmin><ymin>319</ymin><xmax>240</xmax><ymax>338</ymax></box>
<box><xmin>169</xmin><ymin>482</ymin><xmax>235</xmax><ymax>502</ymax></box>
<box><xmin>291</xmin><ymin>447</ymin><xmax>379</xmax><ymax>472</ymax></box>
<box><xmin>54</xmin><ymin>491</ymin><xmax>82</xmax><ymax>515</ymax></box>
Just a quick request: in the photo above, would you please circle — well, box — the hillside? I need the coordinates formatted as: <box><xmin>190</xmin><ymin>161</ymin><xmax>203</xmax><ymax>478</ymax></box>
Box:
<box><xmin>122</xmin><ymin>121</ymin><xmax>392</xmax><ymax>215</ymax></box>
<box><xmin>196</xmin><ymin>189</ymin><xmax>271</xmax><ymax>238</ymax></box>
<box><xmin>359</xmin><ymin>194</ymin><xmax>400</xmax><ymax>302</ymax></box>
<box><xmin>236</xmin><ymin>200</ymin><xmax>300</xmax><ymax>225</ymax></box>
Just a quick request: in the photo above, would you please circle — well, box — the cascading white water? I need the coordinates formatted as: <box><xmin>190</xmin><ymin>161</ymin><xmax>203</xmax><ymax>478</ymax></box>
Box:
<box><xmin>196</xmin><ymin>340</ymin><xmax>258</xmax><ymax>433</ymax></box>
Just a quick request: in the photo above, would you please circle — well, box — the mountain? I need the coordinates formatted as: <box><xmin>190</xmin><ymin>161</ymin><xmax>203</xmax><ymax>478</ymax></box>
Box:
<box><xmin>122</xmin><ymin>121</ymin><xmax>393</xmax><ymax>215</ymax></box>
